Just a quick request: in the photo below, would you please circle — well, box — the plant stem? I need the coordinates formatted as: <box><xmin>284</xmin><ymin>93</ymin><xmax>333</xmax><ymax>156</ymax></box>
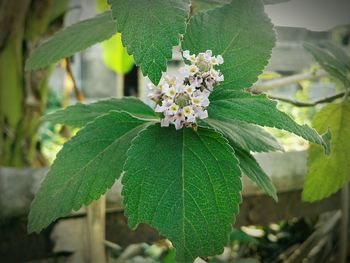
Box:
<box><xmin>268</xmin><ymin>92</ymin><xmax>346</xmax><ymax>107</ymax></box>
<box><xmin>249</xmin><ymin>70</ymin><xmax>327</xmax><ymax>93</ymax></box>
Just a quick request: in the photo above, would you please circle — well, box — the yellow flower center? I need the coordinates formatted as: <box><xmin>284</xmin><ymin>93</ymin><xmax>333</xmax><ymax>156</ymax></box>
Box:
<box><xmin>193</xmin><ymin>98</ymin><xmax>201</xmax><ymax>105</ymax></box>
<box><xmin>170</xmin><ymin>104</ymin><xmax>179</xmax><ymax>113</ymax></box>
<box><xmin>169</xmin><ymin>89</ymin><xmax>176</xmax><ymax>97</ymax></box>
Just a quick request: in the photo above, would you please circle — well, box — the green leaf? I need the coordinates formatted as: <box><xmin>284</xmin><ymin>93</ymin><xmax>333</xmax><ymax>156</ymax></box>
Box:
<box><xmin>190</xmin><ymin>0</ymin><xmax>231</xmax><ymax>13</ymax></box>
<box><xmin>182</xmin><ymin>0</ymin><xmax>276</xmax><ymax>90</ymax></box>
<box><xmin>28</xmin><ymin>111</ymin><xmax>152</xmax><ymax>233</ymax></box>
<box><xmin>43</xmin><ymin>97</ymin><xmax>157</xmax><ymax>128</ymax></box>
<box><xmin>263</xmin><ymin>0</ymin><xmax>290</xmax><ymax>4</ymax></box>
<box><xmin>191</xmin><ymin>0</ymin><xmax>289</xmax><ymax>13</ymax></box>
<box><xmin>108</xmin><ymin>0</ymin><xmax>190</xmax><ymax>84</ymax></box>
<box><xmin>25</xmin><ymin>12</ymin><xmax>116</xmax><ymax>70</ymax></box>
<box><xmin>122</xmin><ymin>125</ymin><xmax>242</xmax><ymax>263</ymax></box>
<box><xmin>303</xmin><ymin>101</ymin><xmax>350</xmax><ymax>202</ymax></box>
<box><xmin>233</xmin><ymin>147</ymin><xmax>277</xmax><ymax>201</ymax></box>
<box><xmin>100</xmin><ymin>33</ymin><xmax>134</xmax><ymax>74</ymax></box>
<box><xmin>304</xmin><ymin>42</ymin><xmax>350</xmax><ymax>87</ymax></box>
<box><xmin>96</xmin><ymin>0</ymin><xmax>134</xmax><ymax>74</ymax></box>
<box><xmin>207</xmin><ymin>88</ymin><xmax>331</xmax><ymax>154</ymax></box>
<box><xmin>318</xmin><ymin>41</ymin><xmax>350</xmax><ymax>72</ymax></box>
<box><xmin>96</xmin><ymin>0</ymin><xmax>110</xmax><ymax>10</ymax></box>
<box><xmin>202</xmin><ymin>118</ymin><xmax>283</xmax><ymax>153</ymax></box>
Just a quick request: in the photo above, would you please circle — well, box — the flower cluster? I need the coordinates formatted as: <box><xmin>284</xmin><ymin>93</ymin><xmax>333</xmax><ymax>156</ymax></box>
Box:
<box><xmin>148</xmin><ymin>50</ymin><xmax>224</xmax><ymax>130</ymax></box>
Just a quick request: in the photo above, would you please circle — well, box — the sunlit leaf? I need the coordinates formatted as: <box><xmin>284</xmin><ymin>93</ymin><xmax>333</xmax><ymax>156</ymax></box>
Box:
<box><xmin>303</xmin><ymin>101</ymin><xmax>350</xmax><ymax>202</ymax></box>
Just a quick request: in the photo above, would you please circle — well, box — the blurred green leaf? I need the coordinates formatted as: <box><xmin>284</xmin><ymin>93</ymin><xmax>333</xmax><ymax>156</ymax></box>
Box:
<box><xmin>96</xmin><ymin>0</ymin><xmax>134</xmax><ymax>74</ymax></box>
<box><xmin>304</xmin><ymin>42</ymin><xmax>350</xmax><ymax>87</ymax></box>
<box><xmin>318</xmin><ymin>41</ymin><xmax>350</xmax><ymax>72</ymax></box>
<box><xmin>100</xmin><ymin>33</ymin><xmax>134</xmax><ymax>74</ymax></box>
<box><xmin>303</xmin><ymin>101</ymin><xmax>350</xmax><ymax>202</ymax></box>
<box><xmin>25</xmin><ymin>12</ymin><xmax>116</xmax><ymax>70</ymax></box>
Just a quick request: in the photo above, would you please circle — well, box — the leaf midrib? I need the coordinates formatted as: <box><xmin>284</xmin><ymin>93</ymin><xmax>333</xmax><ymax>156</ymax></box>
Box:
<box><xmin>181</xmin><ymin>129</ymin><xmax>186</xmax><ymax>258</ymax></box>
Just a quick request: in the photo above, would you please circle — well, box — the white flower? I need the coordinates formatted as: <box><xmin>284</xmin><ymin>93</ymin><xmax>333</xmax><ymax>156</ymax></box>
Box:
<box><xmin>148</xmin><ymin>50</ymin><xmax>224</xmax><ymax>130</ymax></box>
<box><xmin>185</xmin><ymin>65</ymin><xmax>199</xmax><ymax>76</ymax></box>
<box><xmin>174</xmin><ymin>110</ymin><xmax>185</xmax><ymax>130</ymax></box>
<box><xmin>155</xmin><ymin>99</ymin><xmax>173</xmax><ymax>113</ymax></box>
<box><xmin>183</xmin><ymin>106</ymin><xmax>194</xmax><ymax>117</ymax></box>
<box><xmin>189</xmin><ymin>75</ymin><xmax>203</xmax><ymax>88</ymax></box>
<box><xmin>205</xmin><ymin>50</ymin><xmax>213</xmax><ymax>59</ymax></box>
<box><xmin>209</xmin><ymin>69</ymin><xmax>219</xmax><ymax>78</ymax></box>
<box><xmin>185</xmin><ymin>85</ymin><xmax>195</xmax><ymax>95</ymax></box>
<box><xmin>216</xmin><ymin>74</ymin><xmax>224</xmax><ymax>82</ymax></box>
<box><xmin>158</xmin><ymin>82</ymin><xmax>169</xmax><ymax>93</ymax></box>
<box><xmin>197</xmin><ymin>53</ymin><xmax>206</xmax><ymax>63</ymax></box>
<box><xmin>195</xmin><ymin>108</ymin><xmax>208</xmax><ymax>119</ymax></box>
<box><xmin>161</xmin><ymin>115</ymin><xmax>173</xmax><ymax>127</ymax></box>
<box><xmin>168</xmin><ymin>103</ymin><xmax>179</xmax><ymax>115</ymax></box>
<box><xmin>209</xmin><ymin>56</ymin><xmax>218</xmax><ymax>65</ymax></box>
<box><xmin>183</xmin><ymin>50</ymin><xmax>190</xmax><ymax>59</ymax></box>
<box><xmin>164</xmin><ymin>86</ymin><xmax>177</xmax><ymax>98</ymax></box>
<box><xmin>147</xmin><ymin>83</ymin><xmax>162</xmax><ymax>101</ymax></box>
<box><xmin>204</xmin><ymin>76</ymin><xmax>215</xmax><ymax>91</ymax></box>
<box><xmin>209</xmin><ymin>69</ymin><xmax>224</xmax><ymax>83</ymax></box>
<box><xmin>192</xmin><ymin>90</ymin><xmax>210</xmax><ymax>107</ymax></box>
<box><xmin>183</xmin><ymin>50</ymin><xmax>197</xmax><ymax>64</ymax></box>
<box><xmin>217</xmin><ymin>55</ymin><xmax>224</xmax><ymax>65</ymax></box>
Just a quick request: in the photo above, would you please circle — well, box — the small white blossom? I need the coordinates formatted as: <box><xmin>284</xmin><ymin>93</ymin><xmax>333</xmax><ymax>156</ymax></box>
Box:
<box><xmin>185</xmin><ymin>85</ymin><xmax>195</xmax><ymax>95</ymax></box>
<box><xmin>197</xmin><ymin>53</ymin><xmax>206</xmax><ymax>63</ymax></box>
<box><xmin>164</xmin><ymin>86</ymin><xmax>177</xmax><ymax>98</ymax></box>
<box><xmin>195</xmin><ymin>107</ymin><xmax>208</xmax><ymax>119</ymax></box>
<box><xmin>183</xmin><ymin>50</ymin><xmax>190</xmax><ymax>59</ymax></box>
<box><xmin>217</xmin><ymin>55</ymin><xmax>224</xmax><ymax>65</ymax></box>
<box><xmin>181</xmin><ymin>64</ymin><xmax>199</xmax><ymax>77</ymax></box>
<box><xmin>183</xmin><ymin>106</ymin><xmax>194</xmax><ymax>117</ymax></box>
<box><xmin>189</xmin><ymin>75</ymin><xmax>203</xmax><ymax>88</ymax></box>
<box><xmin>148</xmin><ymin>50</ymin><xmax>224</xmax><ymax>130</ymax></box>
<box><xmin>169</xmin><ymin>103</ymin><xmax>179</xmax><ymax>115</ymax></box>
<box><xmin>174</xmin><ymin>110</ymin><xmax>186</xmax><ymax>130</ymax></box>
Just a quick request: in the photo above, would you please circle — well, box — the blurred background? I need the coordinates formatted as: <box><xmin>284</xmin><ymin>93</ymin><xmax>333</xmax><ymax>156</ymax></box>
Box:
<box><xmin>0</xmin><ymin>0</ymin><xmax>350</xmax><ymax>262</ymax></box>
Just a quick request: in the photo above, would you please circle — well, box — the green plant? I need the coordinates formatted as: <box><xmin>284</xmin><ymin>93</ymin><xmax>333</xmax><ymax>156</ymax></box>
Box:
<box><xmin>302</xmin><ymin>41</ymin><xmax>350</xmax><ymax>202</ymax></box>
<box><xmin>26</xmin><ymin>1</ymin><xmax>331</xmax><ymax>262</ymax></box>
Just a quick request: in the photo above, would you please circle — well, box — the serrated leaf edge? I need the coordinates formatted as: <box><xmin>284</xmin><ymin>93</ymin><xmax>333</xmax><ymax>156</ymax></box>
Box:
<box><xmin>28</xmin><ymin>111</ymin><xmax>155</xmax><ymax>233</ymax></box>
<box><xmin>121</xmin><ymin>124</ymin><xmax>243</xmax><ymax>261</ymax></box>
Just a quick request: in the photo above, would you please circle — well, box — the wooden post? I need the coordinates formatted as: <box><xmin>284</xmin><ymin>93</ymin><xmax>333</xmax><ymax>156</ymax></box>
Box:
<box><xmin>116</xmin><ymin>73</ymin><xmax>124</xmax><ymax>98</ymax></box>
<box><xmin>85</xmin><ymin>72</ymin><xmax>125</xmax><ymax>263</ymax></box>
<box><xmin>339</xmin><ymin>183</ymin><xmax>349</xmax><ymax>263</ymax></box>
<box><xmin>87</xmin><ymin>196</ymin><xmax>107</xmax><ymax>263</ymax></box>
